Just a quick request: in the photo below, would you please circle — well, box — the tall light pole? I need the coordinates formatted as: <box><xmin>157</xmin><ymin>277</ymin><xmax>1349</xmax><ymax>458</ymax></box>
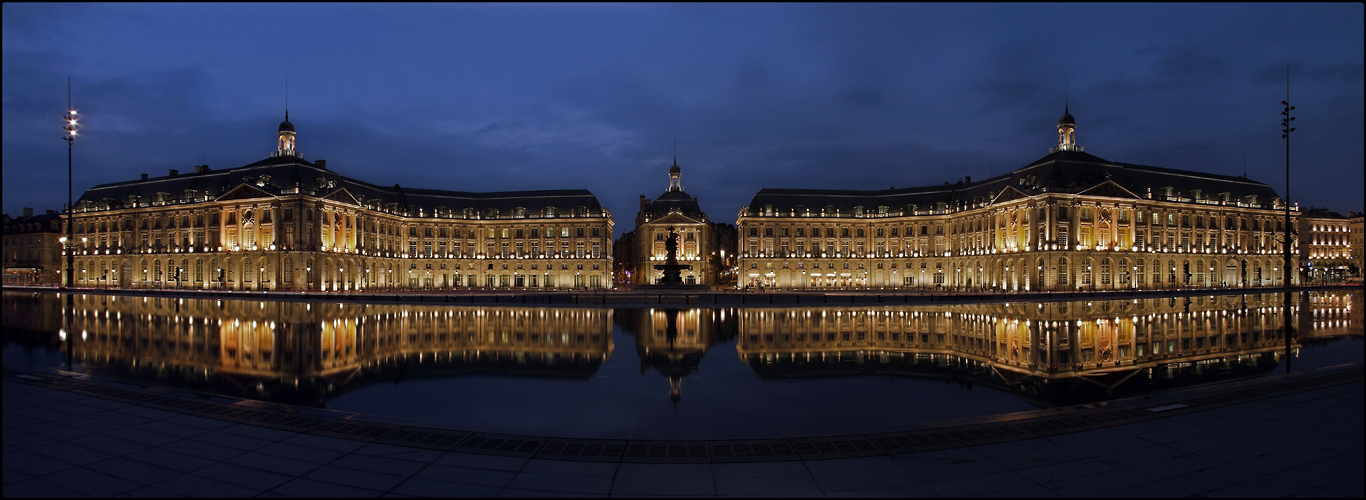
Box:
<box><xmin>62</xmin><ymin>78</ymin><xmax>78</xmax><ymax>290</ymax></box>
<box><xmin>1280</xmin><ymin>66</ymin><xmax>1296</xmax><ymax>374</ymax></box>
<box><xmin>61</xmin><ymin>78</ymin><xmax>78</xmax><ymax>371</ymax></box>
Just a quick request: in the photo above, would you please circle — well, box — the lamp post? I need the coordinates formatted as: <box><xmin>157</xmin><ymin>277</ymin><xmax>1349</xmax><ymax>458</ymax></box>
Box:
<box><xmin>1280</xmin><ymin>67</ymin><xmax>1296</xmax><ymax>374</ymax></box>
<box><xmin>260</xmin><ymin>266</ymin><xmax>265</xmax><ymax>292</ymax></box>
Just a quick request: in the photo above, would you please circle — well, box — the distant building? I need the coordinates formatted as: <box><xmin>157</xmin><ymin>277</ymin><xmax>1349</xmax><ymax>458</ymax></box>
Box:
<box><xmin>736</xmin><ymin>107</ymin><xmax>1299</xmax><ymax>290</ymax></box>
<box><xmin>62</xmin><ymin>113</ymin><xmax>614</xmax><ymax>290</ymax></box>
<box><xmin>2</xmin><ymin>208</ymin><xmax>65</xmax><ymax>285</ymax></box>
<box><xmin>1350</xmin><ymin>212</ymin><xmax>1364</xmax><ymax>280</ymax></box>
<box><xmin>616</xmin><ymin>160</ymin><xmax>735</xmax><ymax>287</ymax></box>
<box><xmin>1298</xmin><ymin>208</ymin><xmax>1353</xmax><ymax>283</ymax></box>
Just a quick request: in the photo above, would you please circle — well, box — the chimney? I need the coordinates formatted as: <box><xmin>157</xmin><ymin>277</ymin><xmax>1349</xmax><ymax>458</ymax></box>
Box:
<box><xmin>965</xmin><ymin>176</ymin><xmax>971</xmax><ymax>183</ymax></box>
<box><xmin>169</xmin><ymin>169</ymin><xmax>178</xmax><ymax>177</ymax></box>
<box><xmin>315</xmin><ymin>159</ymin><xmax>327</xmax><ymax>170</ymax></box>
<box><xmin>195</xmin><ymin>165</ymin><xmax>210</xmax><ymax>174</ymax></box>
<box><xmin>47</xmin><ymin>210</ymin><xmax>57</xmax><ymax>215</ymax></box>
<box><xmin>23</xmin><ymin>207</ymin><xmax>33</xmax><ymax>218</ymax></box>
<box><xmin>141</xmin><ymin>173</ymin><xmax>149</xmax><ymax>181</ymax></box>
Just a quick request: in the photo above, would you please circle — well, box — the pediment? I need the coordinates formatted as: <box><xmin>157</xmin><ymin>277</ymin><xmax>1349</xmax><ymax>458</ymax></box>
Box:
<box><xmin>320</xmin><ymin>187</ymin><xmax>362</xmax><ymax>206</ymax></box>
<box><xmin>216</xmin><ymin>183</ymin><xmax>276</xmax><ymax>202</ymax></box>
<box><xmin>1077</xmin><ymin>180</ymin><xmax>1141</xmax><ymax>200</ymax></box>
<box><xmin>990</xmin><ymin>186</ymin><xmax>1030</xmax><ymax>205</ymax></box>
<box><xmin>645</xmin><ymin>212</ymin><xmax>705</xmax><ymax>226</ymax></box>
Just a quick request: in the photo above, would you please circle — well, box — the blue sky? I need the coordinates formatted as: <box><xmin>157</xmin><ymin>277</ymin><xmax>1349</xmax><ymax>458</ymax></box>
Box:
<box><xmin>3</xmin><ymin>3</ymin><xmax>1362</xmax><ymax>228</ymax></box>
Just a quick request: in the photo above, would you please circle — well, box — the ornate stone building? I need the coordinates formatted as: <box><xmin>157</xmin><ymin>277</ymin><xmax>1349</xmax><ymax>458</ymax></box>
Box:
<box><xmin>1350</xmin><ymin>212</ymin><xmax>1364</xmax><ymax>280</ymax></box>
<box><xmin>736</xmin><ymin>108</ymin><xmax>1299</xmax><ymax>291</ymax></box>
<box><xmin>63</xmin><ymin>114</ymin><xmax>614</xmax><ymax>291</ymax></box>
<box><xmin>2</xmin><ymin>208</ymin><xmax>65</xmax><ymax>285</ymax></box>
<box><xmin>1298</xmin><ymin>208</ymin><xmax>1353</xmax><ymax>283</ymax></box>
<box><xmin>616</xmin><ymin>160</ymin><xmax>735</xmax><ymax>286</ymax></box>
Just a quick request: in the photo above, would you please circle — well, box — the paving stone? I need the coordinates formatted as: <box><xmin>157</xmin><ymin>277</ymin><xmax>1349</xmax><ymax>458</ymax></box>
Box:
<box><xmin>715</xmin><ymin>474</ymin><xmax>821</xmax><ymax>496</ymax></box>
<box><xmin>710</xmin><ymin>461</ymin><xmax>809</xmax><ymax>478</ymax></box>
<box><xmin>802</xmin><ymin>456</ymin><xmax>903</xmax><ymax>475</ymax></box>
<box><xmin>435</xmin><ymin>452</ymin><xmax>529</xmax><ymax>471</ymax></box>
<box><xmin>102</xmin><ymin>426</ymin><xmax>183</xmax><ymax>448</ymax></box>
<box><xmin>86</xmin><ymin>457</ymin><xmax>182</xmax><ymax>485</ymax></box>
<box><xmin>158</xmin><ymin>437</ymin><xmax>246</xmax><ymax>461</ymax></box>
<box><xmin>133</xmin><ymin>421</ymin><xmax>208</xmax><ymax>440</ymax></box>
<box><xmin>219</xmin><ymin>423</ymin><xmax>298</xmax><ymax>442</ymax></box>
<box><xmin>113</xmin><ymin>406</ymin><xmax>180</xmax><ymax>421</ymax></box>
<box><xmin>72</xmin><ymin>433</ymin><xmax>154</xmax><ymax>456</ymax></box>
<box><xmin>1038</xmin><ymin>469</ymin><xmax>1152</xmax><ymax>497</ymax></box>
<box><xmin>42</xmin><ymin>466</ymin><xmax>144</xmax><ymax>497</ymax></box>
<box><xmin>125</xmin><ymin>446</ymin><xmax>214</xmax><ymax>473</ymax></box>
<box><xmin>29</xmin><ymin>440</ymin><xmax>116</xmax><ymax>466</ymax></box>
<box><xmin>163</xmin><ymin>414</ymin><xmax>236</xmax><ymax>431</ymax></box>
<box><xmin>393</xmin><ymin>477</ymin><xmax>504</xmax><ymax>497</ymax></box>
<box><xmin>188</xmin><ymin>428</ymin><xmax>275</xmax><ymax>451</ymax></box>
<box><xmin>610</xmin><ymin>476</ymin><xmax>717</xmax><ymax>496</ymax></box>
<box><xmin>1160</xmin><ymin>464</ymin><xmax>1261</xmax><ymax>495</ymax></box>
<box><xmin>1</xmin><ymin>428</ymin><xmax>58</xmax><ymax>450</ymax></box>
<box><xmin>2</xmin><ymin>449</ymin><xmax>78</xmax><ymax>476</ymax></box>
<box><xmin>283</xmin><ymin>432</ymin><xmax>367</xmax><ymax>452</ymax></box>
<box><xmin>508</xmin><ymin>472</ymin><xmax>613</xmax><ymax>495</ymax></box>
<box><xmin>151</xmin><ymin>473</ymin><xmax>266</xmax><ymax>498</ymax></box>
<box><xmin>24</xmin><ymin>420</ymin><xmax>100</xmax><ymax>441</ymax></box>
<box><xmin>1198</xmin><ymin>474</ymin><xmax>1320</xmax><ymax>498</ymax></box>
<box><xmin>224</xmin><ymin>450</ymin><xmax>325</xmax><ymax>477</ymax></box>
<box><xmin>830</xmin><ymin>482</ymin><xmax>940</xmax><ymax>497</ymax></box>
<box><xmin>271</xmin><ymin>477</ymin><xmax>386</xmax><ymax>498</ymax></box>
<box><xmin>617</xmin><ymin>463</ymin><xmax>715</xmax><ymax>479</ymax></box>
<box><xmin>333</xmin><ymin>453</ymin><xmax>432</xmax><ymax>476</ymax></box>
<box><xmin>924</xmin><ymin>470</ymin><xmax>1038</xmax><ymax>497</ymax></box>
<box><xmin>522</xmin><ymin>459</ymin><xmax>618</xmax><ymax>477</ymax></box>
<box><xmin>256</xmin><ymin>441</ymin><xmax>348</xmax><ymax>464</ymax></box>
<box><xmin>496</xmin><ymin>487</ymin><xmax>597</xmax><ymax>497</ymax></box>
<box><xmin>190</xmin><ymin>462</ymin><xmax>295</xmax><ymax>491</ymax></box>
<box><xmin>1</xmin><ymin>477</ymin><xmax>92</xmax><ymax>498</ymax></box>
<box><xmin>415</xmin><ymin>464</ymin><xmax>518</xmax><ymax>487</ymax></box>
<box><xmin>304</xmin><ymin>464</ymin><xmax>410</xmax><ymax>492</ymax></box>
<box><xmin>812</xmin><ymin>468</ymin><xmax>922</xmax><ymax>492</ymax></box>
<box><xmin>354</xmin><ymin>443</ymin><xmax>445</xmax><ymax>463</ymax></box>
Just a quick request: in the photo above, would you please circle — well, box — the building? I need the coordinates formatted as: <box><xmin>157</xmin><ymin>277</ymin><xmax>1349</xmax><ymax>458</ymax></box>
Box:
<box><xmin>1348</xmin><ymin>212</ymin><xmax>1363</xmax><ymax>281</ymax></box>
<box><xmin>2</xmin><ymin>208</ymin><xmax>65</xmax><ymax>285</ymax></box>
<box><xmin>1298</xmin><ymin>208</ymin><xmax>1353</xmax><ymax>283</ymax></box>
<box><xmin>615</xmin><ymin>160</ymin><xmax>735</xmax><ymax>286</ymax></box>
<box><xmin>736</xmin><ymin>107</ymin><xmax>1299</xmax><ymax>290</ymax></box>
<box><xmin>62</xmin><ymin>114</ymin><xmax>614</xmax><ymax>291</ymax></box>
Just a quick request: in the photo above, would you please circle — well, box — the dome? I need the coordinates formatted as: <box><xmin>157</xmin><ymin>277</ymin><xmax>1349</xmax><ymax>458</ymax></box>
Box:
<box><xmin>669</xmin><ymin>163</ymin><xmax>681</xmax><ymax>175</ymax></box>
<box><xmin>1058</xmin><ymin>105</ymin><xmax>1075</xmax><ymax>126</ymax></box>
<box><xmin>278</xmin><ymin>113</ymin><xmax>295</xmax><ymax>133</ymax></box>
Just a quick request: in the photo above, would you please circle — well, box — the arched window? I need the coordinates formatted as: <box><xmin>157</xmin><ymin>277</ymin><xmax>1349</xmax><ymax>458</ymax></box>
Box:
<box><xmin>1100</xmin><ymin>258</ymin><xmax>1111</xmax><ymax>285</ymax></box>
<box><xmin>1081</xmin><ymin>258</ymin><xmax>1092</xmax><ymax>285</ymax></box>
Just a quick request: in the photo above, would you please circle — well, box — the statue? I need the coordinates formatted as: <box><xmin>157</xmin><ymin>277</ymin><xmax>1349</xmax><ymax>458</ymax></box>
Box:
<box><xmin>652</xmin><ymin>226</ymin><xmax>692</xmax><ymax>285</ymax></box>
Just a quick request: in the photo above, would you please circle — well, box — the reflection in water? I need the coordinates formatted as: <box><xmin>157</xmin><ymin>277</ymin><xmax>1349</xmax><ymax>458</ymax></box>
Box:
<box><xmin>3</xmin><ymin>293</ymin><xmax>612</xmax><ymax>405</ymax></box>
<box><xmin>614</xmin><ymin>308</ymin><xmax>737</xmax><ymax>404</ymax></box>
<box><xmin>2</xmin><ymin>291</ymin><xmax>1359</xmax><ymax>410</ymax></box>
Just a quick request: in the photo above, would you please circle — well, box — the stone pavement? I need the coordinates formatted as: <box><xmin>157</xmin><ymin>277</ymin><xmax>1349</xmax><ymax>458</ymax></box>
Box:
<box><xmin>2</xmin><ymin>367</ymin><xmax>1361</xmax><ymax>498</ymax></box>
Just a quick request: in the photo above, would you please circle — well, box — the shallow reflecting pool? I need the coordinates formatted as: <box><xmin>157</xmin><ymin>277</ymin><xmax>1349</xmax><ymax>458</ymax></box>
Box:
<box><xmin>3</xmin><ymin>290</ymin><xmax>1360</xmax><ymax>438</ymax></box>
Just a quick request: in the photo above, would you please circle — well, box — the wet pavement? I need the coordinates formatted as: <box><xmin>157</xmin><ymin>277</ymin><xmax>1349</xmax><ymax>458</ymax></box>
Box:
<box><xmin>2</xmin><ymin>365</ymin><xmax>1361</xmax><ymax>498</ymax></box>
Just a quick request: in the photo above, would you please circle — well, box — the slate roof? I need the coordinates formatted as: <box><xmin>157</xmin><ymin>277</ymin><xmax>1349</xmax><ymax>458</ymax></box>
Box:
<box><xmin>743</xmin><ymin>149</ymin><xmax>1284</xmax><ymax>217</ymax></box>
<box><xmin>77</xmin><ymin>154</ymin><xmax>606</xmax><ymax>218</ymax></box>
<box><xmin>640</xmin><ymin>189</ymin><xmax>707</xmax><ymax>221</ymax></box>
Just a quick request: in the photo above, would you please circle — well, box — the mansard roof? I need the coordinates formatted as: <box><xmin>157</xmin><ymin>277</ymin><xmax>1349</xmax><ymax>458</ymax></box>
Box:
<box><xmin>76</xmin><ymin>155</ymin><xmax>606</xmax><ymax>218</ymax></box>
<box><xmin>639</xmin><ymin>189</ymin><xmax>707</xmax><ymax>221</ymax></box>
<box><xmin>743</xmin><ymin>149</ymin><xmax>1284</xmax><ymax>217</ymax></box>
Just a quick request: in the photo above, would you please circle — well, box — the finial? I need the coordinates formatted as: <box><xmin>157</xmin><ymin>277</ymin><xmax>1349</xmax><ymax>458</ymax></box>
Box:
<box><xmin>673</xmin><ymin>131</ymin><xmax>677</xmax><ymax>166</ymax></box>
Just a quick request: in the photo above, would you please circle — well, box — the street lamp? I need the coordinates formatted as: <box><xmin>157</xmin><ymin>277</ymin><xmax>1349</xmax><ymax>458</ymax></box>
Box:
<box><xmin>260</xmin><ymin>266</ymin><xmax>265</xmax><ymax>291</ymax></box>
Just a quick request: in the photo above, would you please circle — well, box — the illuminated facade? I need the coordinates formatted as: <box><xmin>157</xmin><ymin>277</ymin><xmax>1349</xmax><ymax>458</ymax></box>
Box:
<box><xmin>1351</xmin><ymin>212</ymin><xmax>1364</xmax><ymax>280</ymax></box>
<box><xmin>737</xmin><ymin>109</ymin><xmax>1300</xmax><ymax>290</ymax></box>
<box><xmin>62</xmin><ymin>116</ymin><xmax>614</xmax><ymax>291</ymax></box>
<box><xmin>617</xmin><ymin>161</ymin><xmax>734</xmax><ymax>286</ymax></box>
<box><xmin>1298</xmin><ymin>208</ymin><xmax>1353</xmax><ymax>283</ymax></box>
<box><xmin>1</xmin><ymin>208</ymin><xmax>65</xmax><ymax>285</ymax></box>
